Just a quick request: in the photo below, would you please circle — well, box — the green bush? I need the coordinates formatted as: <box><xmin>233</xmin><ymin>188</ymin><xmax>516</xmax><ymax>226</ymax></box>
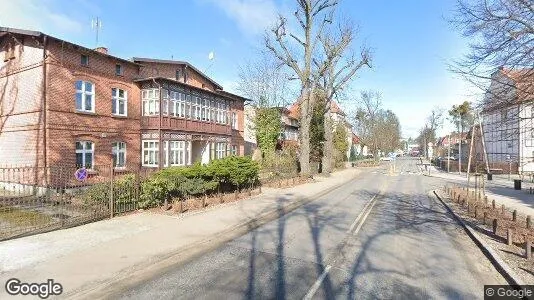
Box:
<box><xmin>81</xmin><ymin>156</ymin><xmax>260</xmax><ymax>210</ymax></box>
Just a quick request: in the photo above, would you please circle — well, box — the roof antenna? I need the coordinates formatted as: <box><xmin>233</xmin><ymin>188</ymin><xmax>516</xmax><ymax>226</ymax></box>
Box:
<box><xmin>204</xmin><ymin>51</ymin><xmax>215</xmax><ymax>74</ymax></box>
<box><xmin>91</xmin><ymin>17</ymin><xmax>102</xmax><ymax>47</ymax></box>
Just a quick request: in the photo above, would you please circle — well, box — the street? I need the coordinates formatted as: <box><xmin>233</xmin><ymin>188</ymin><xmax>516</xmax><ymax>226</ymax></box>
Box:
<box><xmin>110</xmin><ymin>158</ymin><xmax>506</xmax><ymax>299</ymax></box>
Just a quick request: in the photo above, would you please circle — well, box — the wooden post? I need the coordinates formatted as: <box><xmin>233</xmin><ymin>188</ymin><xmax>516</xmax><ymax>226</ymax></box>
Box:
<box><xmin>492</xmin><ymin>200</ymin><xmax>496</xmax><ymax>209</ymax></box>
<box><xmin>492</xmin><ymin>219</ymin><xmax>498</xmax><ymax>234</ymax></box>
<box><xmin>110</xmin><ymin>163</ymin><xmax>115</xmax><ymax>218</ymax></box>
<box><xmin>507</xmin><ymin>229</ymin><xmax>513</xmax><ymax>246</ymax></box>
<box><xmin>483</xmin><ymin>212</ymin><xmax>487</xmax><ymax>225</ymax></box>
<box><xmin>527</xmin><ymin>216</ymin><xmax>532</xmax><ymax>229</ymax></box>
<box><xmin>501</xmin><ymin>204</ymin><xmax>505</xmax><ymax>215</ymax></box>
<box><xmin>202</xmin><ymin>193</ymin><xmax>207</xmax><ymax>207</ymax></box>
<box><xmin>526</xmin><ymin>240</ymin><xmax>532</xmax><ymax>260</ymax></box>
<box><xmin>513</xmin><ymin>210</ymin><xmax>517</xmax><ymax>222</ymax></box>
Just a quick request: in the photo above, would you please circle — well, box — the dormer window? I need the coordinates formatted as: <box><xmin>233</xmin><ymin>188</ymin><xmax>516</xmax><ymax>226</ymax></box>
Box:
<box><xmin>81</xmin><ymin>54</ymin><xmax>89</xmax><ymax>66</ymax></box>
<box><xmin>115</xmin><ymin>64</ymin><xmax>123</xmax><ymax>76</ymax></box>
<box><xmin>175</xmin><ymin>70</ymin><xmax>182</xmax><ymax>81</ymax></box>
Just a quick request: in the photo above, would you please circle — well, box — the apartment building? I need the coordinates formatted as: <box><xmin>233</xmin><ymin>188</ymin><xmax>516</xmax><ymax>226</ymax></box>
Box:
<box><xmin>0</xmin><ymin>27</ymin><xmax>247</xmax><ymax>181</ymax></box>
<box><xmin>482</xmin><ymin>68</ymin><xmax>534</xmax><ymax>173</ymax></box>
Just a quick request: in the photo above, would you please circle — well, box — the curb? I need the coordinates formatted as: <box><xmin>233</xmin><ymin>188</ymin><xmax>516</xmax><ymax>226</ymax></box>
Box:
<box><xmin>431</xmin><ymin>190</ymin><xmax>525</xmax><ymax>286</ymax></box>
<box><xmin>67</xmin><ymin>170</ymin><xmax>363</xmax><ymax>299</ymax></box>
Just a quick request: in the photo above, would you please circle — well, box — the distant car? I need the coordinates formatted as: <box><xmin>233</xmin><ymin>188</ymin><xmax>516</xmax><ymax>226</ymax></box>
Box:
<box><xmin>380</xmin><ymin>156</ymin><xmax>392</xmax><ymax>161</ymax></box>
<box><xmin>443</xmin><ymin>156</ymin><xmax>457</xmax><ymax>160</ymax></box>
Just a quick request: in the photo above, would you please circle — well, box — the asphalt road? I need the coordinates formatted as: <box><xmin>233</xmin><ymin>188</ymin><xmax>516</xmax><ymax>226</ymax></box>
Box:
<box><xmin>115</xmin><ymin>158</ymin><xmax>506</xmax><ymax>299</ymax></box>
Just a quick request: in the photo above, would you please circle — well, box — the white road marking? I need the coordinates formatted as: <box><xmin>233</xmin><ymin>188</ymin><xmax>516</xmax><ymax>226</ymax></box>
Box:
<box><xmin>347</xmin><ymin>195</ymin><xmax>376</xmax><ymax>233</ymax></box>
<box><xmin>352</xmin><ymin>196</ymin><xmax>378</xmax><ymax>236</ymax></box>
<box><xmin>302</xmin><ymin>264</ymin><xmax>332</xmax><ymax>300</ymax></box>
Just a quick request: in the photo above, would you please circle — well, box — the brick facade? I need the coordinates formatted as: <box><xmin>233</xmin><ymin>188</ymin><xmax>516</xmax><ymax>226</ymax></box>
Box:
<box><xmin>0</xmin><ymin>28</ymin><xmax>247</xmax><ymax>183</ymax></box>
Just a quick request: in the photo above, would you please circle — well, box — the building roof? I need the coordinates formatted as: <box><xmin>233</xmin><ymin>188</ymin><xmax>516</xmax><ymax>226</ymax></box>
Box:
<box><xmin>0</xmin><ymin>27</ymin><xmax>142</xmax><ymax>67</ymax></box>
<box><xmin>352</xmin><ymin>133</ymin><xmax>360</xmax><ymax>144</ymax></box>
<box><xmin>133</xmin><ymin>76</ymin><xmax>249</xmax><ymax>102</ymax></box>
<box><xmin>483</xmin><ymin>67</ymin><xmax>534</xmax><ymax>112</ymax></box>
<box><xmin>132</xmin><ymin>57</ymin><xmax>223</xmax><ymax>90</ymax></box>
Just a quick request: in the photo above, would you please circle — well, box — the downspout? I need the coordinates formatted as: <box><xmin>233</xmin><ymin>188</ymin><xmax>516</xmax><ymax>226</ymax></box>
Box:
<box><xmin>153</xmin><ymin>78</ymin><xmax>163</xmax><ymax>170</ymax></box>
<box><xmin>42</xmin><ymin>35</ymin><xmax>48</xmax><ymax>185</ymax></box>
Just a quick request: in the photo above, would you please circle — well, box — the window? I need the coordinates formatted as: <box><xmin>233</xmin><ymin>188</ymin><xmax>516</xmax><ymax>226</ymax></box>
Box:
<box><xmin>112</xmin><ymin>88</ymin><xmax>127</xmax><ymax>116</ymax></box>
<box><xmin>75</xmin><ymin>81</ymin><xmax>95</xmax><ymax>112</ymax></box>
<box><xmin>115</xmin><ymin>64</ymin><xmax>123</xmax><ymax>76</ymax></box>
<box><xmin>81</xmin><ymin>54</ymin><xmax>89</xmax><ymax>66</ymax></box>
<box><xmin>76</xmin><ymin>141</ymin><xmax>94</xmax><ymax>169</ymax></box>
<box><xmin>175</xmin><ymin>70</ymin><xmax>182</xmax><ymax>81</ymax></box>
<box><xmin>162</xmin><ymin>90</ymin><xmax>169</xmax><ymax>116</ymax></box>
<box><xmin>231</xmin><ymin>112</ymin><xmax>238</xmax><ymax>130</ymax></box>
<box><xmin>185</xmin><ymin>94</ymin><xmax>191</xmax><ymax>119</ymax></box>
<box><xmin>169</xmin><ymin>141</ymin><xmax>186</xmax><ymax>166</ymax></box>
<box><xmin>231</xmin><ymin>145</ymin><xmax>238</xmax><ymax>156</ymax></box>
<box><xmin>142</xmin><ymin>140</ymin><xmax>159</xmax><ymax>167</ymax></box>
<box><xmin>216</xmin><ymin>142</ymin><xmax>226</xmax><ymax>159</ymax></box>
<box><xmin>142</xmin><ymin>89</ymin><xmax>159</xmax><ymax>116</ymax></box>
<box><xmin>112</xmin><ymin>142</ymin><xmax>126</xmax><ymax>168</ymax></box>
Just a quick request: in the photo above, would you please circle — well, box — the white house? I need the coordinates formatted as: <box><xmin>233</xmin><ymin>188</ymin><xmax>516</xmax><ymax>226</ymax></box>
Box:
<box><xmin>482</xmin><ymin>68</ymin><xmax>534</xmax><ymax>173</ymax></box>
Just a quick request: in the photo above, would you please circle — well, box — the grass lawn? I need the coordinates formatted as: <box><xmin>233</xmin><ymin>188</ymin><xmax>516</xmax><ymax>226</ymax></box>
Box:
<box><xmin>0</xmin><ymin>207</ymin><xmax>52</xmax><ymax>228</ymax></box>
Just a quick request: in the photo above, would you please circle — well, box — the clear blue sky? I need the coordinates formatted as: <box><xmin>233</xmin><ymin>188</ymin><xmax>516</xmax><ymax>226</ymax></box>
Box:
<box><xmin>0</xmin><ymin>0</ymin><xmax>479</xmax><ymax>138</ymax></box>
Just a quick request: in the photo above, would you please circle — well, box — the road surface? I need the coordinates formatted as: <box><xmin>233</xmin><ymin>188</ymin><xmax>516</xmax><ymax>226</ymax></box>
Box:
<box><xmin>113</xmin><ymin>158</ymin><xmax>506</xmax><ymax>299</ymax></box>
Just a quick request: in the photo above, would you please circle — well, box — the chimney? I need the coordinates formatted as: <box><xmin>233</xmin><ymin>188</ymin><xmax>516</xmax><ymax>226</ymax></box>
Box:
<box><xmin>94</xmin><ymin>47</ymin><xmax>108</xmax><ymax>54</ymax></box>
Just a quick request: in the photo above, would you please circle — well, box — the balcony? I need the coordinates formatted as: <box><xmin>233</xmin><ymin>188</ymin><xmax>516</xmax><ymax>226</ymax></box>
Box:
<box><xmin>141</xmin><ymin>116</ymin><xmax>231</xmax><ymax>135</ymax></box>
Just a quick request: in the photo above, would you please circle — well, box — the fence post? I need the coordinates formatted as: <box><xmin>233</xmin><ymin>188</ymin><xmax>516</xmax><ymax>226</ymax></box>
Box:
<box><xmin>492</xmin><ymin>219</ymin><xmax>498</xmax><ymax>234</ymax></box>
<box><xmin>512</xmin><ymin>210</ymin><xmax>517</xmax><ymax>222</ymax></box>
<box><xmin>527</xmin><ymin>216</ymin><xmax>532</xmax><ymax>229</ymax></box>
<box><xmin>110</xmin><ymin>164</ymin><xmax>115</xmax><ymax>218</ymax></box>
<box><xmin>483</xmin><ymin>212</ymin><xmax>487</xmax><ymax>225</ymax></box>
<box><xmin>507</xmin><ymin>229</ymin><xmax>513</xmax><ymax>246</ymax></box>
<box><xmin>501</xmin><ymin>204</ymin><xmax>505</xmax><ymax>215</ymax></box>
<box><xmin>526</xmin><ymin>241</ymin><xmax>532</xmax><ymax>260</ymax></box>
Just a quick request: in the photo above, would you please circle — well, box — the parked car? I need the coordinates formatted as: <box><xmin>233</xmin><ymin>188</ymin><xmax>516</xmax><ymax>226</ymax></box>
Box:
<box><xmin>380</xmin><ymin>156</ymin><xmax>392</xmax><ymax>161</ymax></box>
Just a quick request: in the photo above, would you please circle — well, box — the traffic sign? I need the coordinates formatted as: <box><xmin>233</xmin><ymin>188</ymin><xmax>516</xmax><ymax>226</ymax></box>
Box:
<box><xmin>74</xmin><ymin>168</ymin><xmax>88</xmax><ymax>181</ymax></box>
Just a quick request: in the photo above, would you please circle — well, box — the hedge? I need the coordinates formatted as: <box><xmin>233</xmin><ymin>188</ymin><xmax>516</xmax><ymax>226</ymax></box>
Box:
<box><xmin>82</xmin><ymin>156</ymin><xmax>259</xmax><ymax>210</ymax></box>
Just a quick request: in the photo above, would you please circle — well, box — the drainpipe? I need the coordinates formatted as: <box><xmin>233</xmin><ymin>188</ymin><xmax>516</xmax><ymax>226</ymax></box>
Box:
<box><xmin>42</xmin><ymin>35</ymin><xmax>48</xmax><ymax>186</ymax></box>
<box><xmin>154</xmin><ymin>79</ymin><xmax>163</xmax><ymax>170</ymax></box>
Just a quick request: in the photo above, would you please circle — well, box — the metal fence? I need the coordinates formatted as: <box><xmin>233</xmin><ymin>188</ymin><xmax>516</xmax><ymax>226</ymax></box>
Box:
<box><xmin>0</xmin><ymin>164</ymin><xmax>154</xmax><ymax>241</ymax></box>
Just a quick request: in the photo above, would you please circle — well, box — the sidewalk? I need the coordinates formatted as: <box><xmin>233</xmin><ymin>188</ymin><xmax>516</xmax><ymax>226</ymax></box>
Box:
<box><xmin>428</xmin><ymin>169</ymin><xmax>534</xmax><ymax>218</ymax></box>
<box><xmin>0</xmin><ymin>168</ymin><xmax>362</xmax><ymax>299</ymax></box>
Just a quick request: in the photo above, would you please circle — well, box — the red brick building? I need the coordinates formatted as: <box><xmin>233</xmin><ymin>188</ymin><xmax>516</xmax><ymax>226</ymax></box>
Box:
<box><xmin>0</xmin><ymin>27</ymin><xmax>247</xmax><ymax>181</ymax></box>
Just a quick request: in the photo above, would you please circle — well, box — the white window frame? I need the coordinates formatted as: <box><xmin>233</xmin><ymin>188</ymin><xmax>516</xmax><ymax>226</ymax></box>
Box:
<box><xmin>142</xmin><ymin>140</ymin><xmax>159</xmax><ymax>167</ymax></box>
<box><xmin>75</xmin><ymin>141</ymin><xmax>94</xmax><ymax>169</ymax></box>
<box><xmin>216</xmin><ymin>142</ymin><xmax>226</xmax><ymax>159</ymax></box>
<box><xmin>112</xmin><ymin>88</ymin><xmax>128</xmax><ymax>116</ymax></box>
<box><xmin>231</xmin><ymin>144</ymin><xmax>238</xmax><ymax>156</ymax></box>
<box><xmin>169</xmin><ymin>141</ymin><xmax>186</xmax><ymax>166</ymax></box>
<box><xmin>112</xmin><ymin>142</ymin><xmax>127</xmax><ymax>168</ymax></box>
<box><xmin>142</xmin><ymin>89</ymin><xmax>159</xmax><ymax>116</ymax></box>
<box><xmin>232</xmin><ymin>112</ymin><xmax>238</xmax><ymax>129</ymax></box>
<box><xmin>75</xmin><ymin>80</ymin><xmax>95</xmax><ymax>113</ymax></box>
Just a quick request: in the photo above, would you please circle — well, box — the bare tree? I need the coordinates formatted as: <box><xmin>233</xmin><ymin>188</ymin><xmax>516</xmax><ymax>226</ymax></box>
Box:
<box><xmin>237</xmin><ymin>51</ymin><xmax>294</xmax><ymax>108</ymax></box>
<box><xmin>317</xmin><ymin>20</ymin><xmax>371</xmax><ymax>174</ymax></box>
<box><xmin>264</xmin><ymin>0</ymin><xmax>337</xmax><ymax>177</ymax></box>
<box><xmin>450</xmin><ymin>0</ymin><xmax>533</xmax><ymax>112</ymax></box>
<box><xmin>354</xmin><ymin>90</ymin><xmax>382</xmax><ymax>158</ymax></box>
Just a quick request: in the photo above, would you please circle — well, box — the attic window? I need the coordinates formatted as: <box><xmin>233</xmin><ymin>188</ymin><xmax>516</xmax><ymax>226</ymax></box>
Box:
<box><xmin>3</xmin><ymin>43</ymin><xmax>15</xmax><ymax>62</ymax></box>
<box><xmin>81</xmin><ymin>54</ymin><xmax>89</xmax><ymax>66</ymax></box>
<box><xmin>175</xmin><ymin>70</ymin><xmax>181</xmax><ymax>81</ymax></box>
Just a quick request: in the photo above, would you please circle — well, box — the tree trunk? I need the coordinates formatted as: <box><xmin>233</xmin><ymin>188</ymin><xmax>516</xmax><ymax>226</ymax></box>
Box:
<box><xmin>322</xmin><ymin>109</ymin><xmax>333</xmax><ymax>174</ymax></box>
<box><xmin>299</xmin><ymin>88</ymin><xmax>313</xmax><ymax>177</ymax></box>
